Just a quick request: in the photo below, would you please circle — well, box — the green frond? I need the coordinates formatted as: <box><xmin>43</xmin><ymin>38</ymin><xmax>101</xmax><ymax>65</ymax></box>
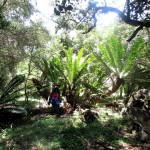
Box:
<box><xmin>52</xmin><ymin>58</ymin><xmax>68</xmax><ymax>82</ymax></box>
<box><xmin>96</xmin><ymin>35</ymin><xmax>144</xmax><ymax>78</ymax></box>
<box><xmin>98</xmin><ymin>44</ymin><xmax>110</xmax><ymax>63</ymax></box>
<box><xmin>106</xmin><ymin>43</ymin><xmax>119</xmax><ymax>73</ymax></box>
<box><xmin>93</xmin><ymin>52</ymin><xmax>112</xmax><ymax>74</ymax></box>
<box><xmin>73</xmin><ymin>48</ymin><xmax>84</xmax><ymax>80</ymax></box>
<box><xmin>65</xmin><ymin>48</ymin><xmax>73</xmax><ymax>84</ymax></box>
<box><xmin>81</xmin><ymin>82</ymin><xmax>99</xmax><ymax>93</ymax></box>
<box><xmin>73</xmin><ymin>63</ymin><xmax>88</xmax><ymax>84</ymax></box>
<box><xmin>97</xmin><ymin>37</ymin><xmax>120</xmax><ymax>74</ymax></box>
<box><xmin>109</xmin><ymin>36</ymin><xmax>125</xmax><ymax>73</ymax></box>
<box><xmin>124</xmin><ymin>38</ymin><xmax>144</xmax><ymax>72</ymax></box>
<box><xmin>0</xmin><ymin>75</ymin><xmax>25</xmax><ymax>105</ymax></box>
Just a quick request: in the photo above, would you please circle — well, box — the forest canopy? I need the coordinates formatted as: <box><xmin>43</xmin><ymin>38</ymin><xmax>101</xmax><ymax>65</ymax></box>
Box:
<box><xmin>0</xmin><ymin>1</ymin><xmax>150</xmax><ymax>149</ymax></box>
<box><xmin>54</xmin><ymin>0</ymin><xmax>150</xmax><ymax>42</ymax></box>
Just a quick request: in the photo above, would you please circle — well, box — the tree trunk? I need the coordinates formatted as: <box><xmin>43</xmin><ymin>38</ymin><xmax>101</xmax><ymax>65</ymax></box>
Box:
<box><xmin>32</xmin><ymin>78</ymin><xmax>50</xmax><ymax>100</ymax></box>
<box><xmin>106</xmin><ymin>75</ymin><xmax>125</xmax><ymax>96</ymax></box>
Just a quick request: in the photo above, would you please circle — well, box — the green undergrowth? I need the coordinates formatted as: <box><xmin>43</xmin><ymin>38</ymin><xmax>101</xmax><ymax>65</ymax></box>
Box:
<box><xmin>0</xmin><ymin>108</ymin><xmax>141</xmax><ymax>150</ymax></box>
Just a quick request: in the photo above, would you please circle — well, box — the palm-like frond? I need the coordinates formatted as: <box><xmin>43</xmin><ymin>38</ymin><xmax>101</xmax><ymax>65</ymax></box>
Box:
<box><xmin>95</xmin><ymin>36</ymin><xmax>144</xmax><ymax>78</ymax></box>
<box><xmin>35</xmin><ymin>57</ymin><xmax>62</xmax><ymax>84</ymax></box>
<box><xmin>97</xmin><ymin>35</ymin><xmax>125</xmax><ymax>74</ymax></box>
<box><xmin>93</xmin><ymin>52</ymin><xmax>112</xmax><ymax>74</ymax></box>
<box><xmin>109</xmin><ymin>35</ymin><xmax>125</xmax><ymax>73</ymax></box>
<box><xmin>63</xmin><ymin>47</ymin><xmax>91</xmax><ymax>86</ymax></box>
<box><xmin>0</xmin><ymin>75</ymin><xmax>25</xmax><ymax>105</ymax></box>
<box><xmin>124</xmin><ymin>38</ymin><xmax>144</xmax><ymax>73</ymax></box>
<box><xmin>81</xmin><ymin>82</ymin><xmax>99</xmax><ymax>93</ymax></box>
<box><xmin>65</xmin><ymin>47</ymin><xmax>73</xmax><ymax>84</ymax></box>
<box><xmin>51</xmin><ymin>57</ymin><xmax>68</xmax><ymax>82</ymax></box>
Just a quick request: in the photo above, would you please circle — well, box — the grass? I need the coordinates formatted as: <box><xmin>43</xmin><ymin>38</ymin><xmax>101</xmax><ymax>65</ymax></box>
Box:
<box><xmin>0</xmin><ymin>107</ymin><xmax>141</xmax><ymax>150</ymax></box>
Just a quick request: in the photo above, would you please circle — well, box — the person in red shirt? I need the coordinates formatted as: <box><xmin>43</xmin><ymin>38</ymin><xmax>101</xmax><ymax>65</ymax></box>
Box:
<box><xmin>48</xmin><ymin>86</ymin><xmax>60</xmax><ymax>115</ymax></box>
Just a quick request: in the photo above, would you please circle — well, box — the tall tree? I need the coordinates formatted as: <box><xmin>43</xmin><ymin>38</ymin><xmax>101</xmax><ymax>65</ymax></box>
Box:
<box><xmin>0</xmin><ymin>0</ymin><xmax>50</xmax><ymax>90</ymax></box>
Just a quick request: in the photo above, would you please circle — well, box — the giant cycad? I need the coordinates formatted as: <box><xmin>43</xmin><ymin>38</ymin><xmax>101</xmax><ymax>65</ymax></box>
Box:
<box><xmin>59</xmin><ymin>47</ymin><xmax>91</xmax><ymax>106</ymax></box>
<box><xmin>94</xmin><ymin>35</ymin><xmax>144</xmax><ymax>95</ymax></box>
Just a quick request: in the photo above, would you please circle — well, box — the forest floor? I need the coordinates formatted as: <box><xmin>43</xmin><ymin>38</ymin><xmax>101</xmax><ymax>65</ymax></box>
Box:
<box><xmin>0</xmin><ymin>100</ymin><xmax>148</xmax><ymax>150</ymax></box>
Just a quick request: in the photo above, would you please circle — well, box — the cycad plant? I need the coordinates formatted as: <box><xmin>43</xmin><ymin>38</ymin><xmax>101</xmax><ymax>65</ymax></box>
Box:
<box><xmin>54</xmin><ymin>47</ymin><xmax>92</xmax><ymax>106</ymax></box>
<box><xmin>94</xmin><ymin>35</ymin><xmax>144</xmax><ymax>95</ymax></box>
<box><xmin>35</xmin><ymin>47</ymin><xmax>91</xmax><ymax>107</ymax></box>
<box><xmin>0</xmin><ymin>75</ymin><xmax>25</xmax><ymax>106</ymax></box>
<box><xmin>31</xmin><ymin>57</ymin><xmax>61</xmax><ymax>100</ymax></box>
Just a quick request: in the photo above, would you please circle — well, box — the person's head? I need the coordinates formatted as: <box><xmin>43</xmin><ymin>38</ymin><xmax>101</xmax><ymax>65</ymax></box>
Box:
<box><xmin>52</xmin><ymin>86</ymin><xmax>59</xmax><ymax>93</ymax></box>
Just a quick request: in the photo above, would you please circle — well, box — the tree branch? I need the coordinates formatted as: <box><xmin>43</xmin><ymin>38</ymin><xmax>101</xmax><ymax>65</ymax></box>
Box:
<box><xmin>127</xmin><ymin>25</ymin><xmax>143</xmax><ymax>42</ymax></box>
<box><xmin>96</xmin><ymin>6</ymin><xmax>147</xmax><ymax>27</ymax></box>
<box><xmin>127</xmin><ymin>0</ymin><xmax>130</xmax><ymax>19</ymax></box>
<box><xmin>0</xmin><ymin>0</ymin><xmax>8</xmax><ymax>9</ymax></box>
<box><xmin>82</xmin><ymin>13</ymin><xmax>97</xmax><ymax>34</ymax></box>
<box><xmin>83</xmin><ymin>6</ymin><xmax>150</xmax><ymax>40</ymax></box>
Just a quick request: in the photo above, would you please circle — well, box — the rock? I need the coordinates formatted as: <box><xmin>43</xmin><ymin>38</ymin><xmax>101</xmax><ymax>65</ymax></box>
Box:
<box><xmin>0</xmin><ymin>107</ymin><xmax>27</xmax><ymax>128</ymax></box>
<box><xmin>125</xmin><ymin>89</ymin><xmax>150</xmax><ymax>142</ymax></box>
<box><xmin>60</xmin><ymin>99</ymin><xmax>74</xmax><ymax>114</ymax></box>
<box><xmin>82</xmin><ymin>109</ymin><xmax>98</xmax><ymax>123</ymax></box>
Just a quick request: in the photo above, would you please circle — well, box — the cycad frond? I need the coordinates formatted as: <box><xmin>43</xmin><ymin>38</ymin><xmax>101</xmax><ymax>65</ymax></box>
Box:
<box><xmin>109</xmin><ymin>36</ymin><xmax>125</xmax><ymax>73</ymax></box>
<box><xmin>95</xmin><ymin>36</ymin><xmax>144</xmax><ymax>78</ymax></box>
<box><xmin>124</xmin><ymin>38</ymin><xmax>144</xmax><ymax>72</ymax></box>
<box><xmin>65</xmin><ymin>48</ymin><xmax>73</xmax><ymax>84</ymax></box>
<box><xmin>73</xmin><ymin>48</ymin><xmax>84</xmax><ymax>80</ymax></box>
<box><xmin>0</xmin><ymin>75</ymin><xmax>25</xmax><ymax>105</ymax></box>
<box><xmin>41</xmin><ymin>57</ymin><xmax>62</xmax><ymax>83</ymax></box>
<box><xmin>81</xmin><ymin>82</ymin><xmax>99</xmax><ymax>93</ymax></box>
<box><xmin>93</xmin><ymin>52</ymin><xmax>112</xmax><ymax>74</ymax></box>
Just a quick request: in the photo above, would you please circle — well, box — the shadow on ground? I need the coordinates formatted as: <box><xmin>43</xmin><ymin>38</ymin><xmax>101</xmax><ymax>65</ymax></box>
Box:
<box><xmin>0</xmin><ymin>108</ymin><xmax>142</xmax><ymax>150</ymax></box>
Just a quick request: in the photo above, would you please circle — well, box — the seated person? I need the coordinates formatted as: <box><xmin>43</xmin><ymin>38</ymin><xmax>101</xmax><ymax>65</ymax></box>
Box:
<box><xmin>48</xmin><ymin>86</ymin><xmax>60</xmax><ymax>115</ymax></box>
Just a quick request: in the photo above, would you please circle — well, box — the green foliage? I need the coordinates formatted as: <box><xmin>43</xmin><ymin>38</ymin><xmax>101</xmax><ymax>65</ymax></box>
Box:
<box><xmin>4</xmin><ymin>0</ymin><xmax>35</xmax><ymax>20</ymax></box>
<box><xmin>64</xmin><ymin>47</ymin><xmax>90</xmax><ymax>85</ymax></box>
<box><xmin>0</xmin><ymin>75</ymin><xmax>25</xmax><ymax>106</ymax></box>
<box><xmin>124</xmin><ymin>38</ymin><xmax>144</xmax><ymax>73</ymax></box>
<box><xmin>0</xmin><ymin>108</ymin><xmax>141</xmax><ymax>150</ymax></box>
<box><xmin>59</xmin><ymin>47</ymin><xmax>92</xmax><ymax>102</ymax></box>
<box><xmin>33</xmin><ymin>47</ymin><xmax>92</xmax><ymax>104</ymax></box>
<box><xmin>94</xmin><ymin>35</ymin><xmax>144</xmax><ymax>77</ymax></box>
<box><xmin>92</xmin><ymin>35</ymin><xmax>146</xmax><ymax>95</ymax></box>
<box><xmin>0</xmin><ymin>14</ymin><xmax>10</xmax><ymax>30</ymax></box>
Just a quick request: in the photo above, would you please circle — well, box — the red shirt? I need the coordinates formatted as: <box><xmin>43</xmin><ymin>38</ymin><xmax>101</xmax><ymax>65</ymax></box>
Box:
<box><xmin>52</xmin><ymin>92</ymin><xmax>59</xmax><ymax>100</ymax></box>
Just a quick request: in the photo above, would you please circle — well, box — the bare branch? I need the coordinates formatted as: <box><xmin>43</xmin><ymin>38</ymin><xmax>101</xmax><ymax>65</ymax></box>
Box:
<box><xmin>127</xmin><ymin>25</ymin><xmax>143</xmax><ymax>42</ymax></box>
<box><xmin>127</xmin><ymin>0</ymin><xmax>130</xmax><ymax>19</ymax></box>
<box><xmin>55</xmin><ymin>1</ymin><xmax>150</xmax><ymax>41</ymax></box>
<box><xmin>82</xmin><ymin>13</ymin><xmax>97</xmax><ymax>34</ymax></box>
<box><xmin>83</xmin><ymin>6</ymin><xmax>150</xmax><ymax>37</ymax></box>
<box><xmin>96</xmin><ymin>6</ymin><xmax>146</xmax><ymax>27</ymax></box>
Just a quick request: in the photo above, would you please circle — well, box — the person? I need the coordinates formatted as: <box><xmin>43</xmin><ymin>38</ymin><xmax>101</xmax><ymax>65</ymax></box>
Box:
<box><xmin>48</xmin><ymin>86</ymin><xmax>61</xmax><ymax>116</ymax></box>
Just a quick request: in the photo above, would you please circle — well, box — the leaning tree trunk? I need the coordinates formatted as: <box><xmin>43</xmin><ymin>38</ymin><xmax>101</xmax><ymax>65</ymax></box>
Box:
<box><xmin>32</xmin><ymin>78</ymin><xmax>50</xmax><ymax>100</ymax></box>
<box><xmin>65</xmin><ymin>84</ymin><xmax>77</xmax><ymax>109</ymax></box>
<box><xmin>106</xmin><ymin>75</ymin><xmax>125</xmax><ymax>96</ymax></box>
<box><xmin>25</xmin><ymin>47</ymin><xmax>34</xmax><ymax>106</ymax></box>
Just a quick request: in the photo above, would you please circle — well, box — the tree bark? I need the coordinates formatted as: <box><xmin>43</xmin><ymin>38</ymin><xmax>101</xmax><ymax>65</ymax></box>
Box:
<box><xmin>107</xmin><ymin>76</ymin><xmax>125</xmax><ymax>96</ymax></box>
<box><xmin>32</xmin><ymin>78</ymin><xmax>50</xmax><ymax>100</ymax></box>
